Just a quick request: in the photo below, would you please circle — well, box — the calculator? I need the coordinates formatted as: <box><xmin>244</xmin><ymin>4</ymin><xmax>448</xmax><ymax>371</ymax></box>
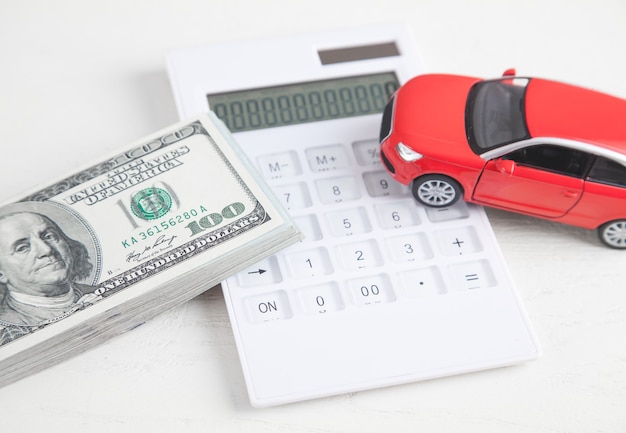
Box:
<box><xmin>166</xmin><ymin>24</ymin><xmax>540</xmax><ymax>407</ymax></box>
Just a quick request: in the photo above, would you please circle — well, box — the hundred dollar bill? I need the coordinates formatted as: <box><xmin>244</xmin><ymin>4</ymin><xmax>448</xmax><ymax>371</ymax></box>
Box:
<box><xmin>0</xmin><ymin>112</ymin><xmax>301</xmax><ymax>386</ymax></box>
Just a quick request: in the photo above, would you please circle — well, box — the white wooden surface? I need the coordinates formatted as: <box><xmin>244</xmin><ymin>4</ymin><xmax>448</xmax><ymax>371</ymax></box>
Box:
<box><xmin>0</xmin><ymin>1</ymin><xmax>625</xmax><ymax>432</ymax></box>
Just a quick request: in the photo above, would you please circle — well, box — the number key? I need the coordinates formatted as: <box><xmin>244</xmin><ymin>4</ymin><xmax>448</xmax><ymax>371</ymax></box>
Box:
<box><xmin>337</xmin><ymin>239</ymin><xmax>383</xmax><ymax>270</ymax></box>
<box><xmin>273</xmin><ymin>182</ymin><xmax>312</xmax><ymax>210</ymax></box>
<box><xmin>374</xmin><ymin>201</ymin><xmax>421</xmax><ymax>229</ymax></box>
<box><xmin>284</xmin><ymin>247</ymin><xmax>333</xmax><ymax>278</ymax></box>
<box><xmin>315</xmin><ymin>176</ymin><xmax>361</xmax><ymax>204</ymax></box>
<box><xmin>385</xmin><ymin>233</ymin><xmax>433</xmax><ymax>263</ymax></box>
<box><xmin>296</xmin><ymin>283</ymin><xmax>344</xmax><ymax>315</ymax></box>
<box><xmin>326</xmin><ymin>207</ymin><xmax>372</xmax><ymax>237</ymax></box>
<box><xmin>362</xmin><ymin>171</ymin><xmax>407</xmax><ymax>197</ymax></box>
<box><xmin>346</xmin><ymin>274</ymin><xmax>395</xmax><ymax>306</ymax></box>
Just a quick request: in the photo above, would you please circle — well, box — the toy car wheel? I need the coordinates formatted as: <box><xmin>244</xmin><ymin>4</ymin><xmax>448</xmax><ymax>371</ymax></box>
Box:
<box><xmin>598</xmin><ymin>220</ymin><xmax>626</xmax><ymax>249</ymax></box>
<box><xmin>412</xmin><ymin>175</ymin><xmax>463</xmax><ymax>208</ymax></box>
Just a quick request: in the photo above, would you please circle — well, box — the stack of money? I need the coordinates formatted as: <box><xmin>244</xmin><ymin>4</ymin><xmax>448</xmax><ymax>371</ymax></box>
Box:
<box><xmin>0</xmin><ymin>113</ymin><xmax>302</xmax><ymax>386</ymax></box>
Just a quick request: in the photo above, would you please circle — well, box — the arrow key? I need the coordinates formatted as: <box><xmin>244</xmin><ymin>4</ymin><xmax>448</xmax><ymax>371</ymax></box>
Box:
<box><xmin>236</xmin><ymin>256</ymin><xmax>283</xmax><ymax>287</ymax></box>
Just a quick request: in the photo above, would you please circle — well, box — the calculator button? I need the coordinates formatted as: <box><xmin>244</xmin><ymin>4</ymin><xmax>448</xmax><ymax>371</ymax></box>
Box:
<box><xmin>236</xmin><ymin>256</ymin><xmax>283</xmax><ymax>287</ymax></box>
<box><xmin>374</xmin><ymin>201</ymin><xmax>421</xmax><ymax>229</ymax></box>
<box><xmin>315</xmin><ymin>176</ymin><xmax>361</xmax><ymax>204</ymax></box>
<box><xmin>296</xmin><ymin>283</ymin><xmax>345</xmax><ymax>315</ymax></box>
<box><xmin>305</xmin><ymin>144</ymin><xmax>350</xmax><ymax>172</ymax></box>
<box><xmin>326</xmin><ymin>206</ymin><xmax>372</xmax><ymax>237</ymax></box>
<box><xmin>384</xmin><ymin>232</ymin><xmax>433</xmax><ymax>263</ymax></box>
<box><xmin>244</xmin><ymin>290</ymin><xmax>292</xmax><ymax>323</ymax></box>
<box><xmin>352</xmin><ymin>139</ymin><xmax>381</xmax><ymax>166</ymax></box>
<box><xmin>398</xmin><ymin>267</ymin><xmax>446</xmax><ymax>298</ymax></box>
<box><xmin>284</xmin><ymin>247</ymin><xmax>333</xmax><ymax>278</ymax></box>
<box><xmin>257</xmin><ymin>151</ymin><xmax>302</xmax><ymax>179</ymax></box>
<box><xmin>448</xmin><ymin>260</ymin><xmax>496</xmax><ymax>290</ymax></box>
<box><xmin>337</xmin><ymin>239</ymin><xmax>383</xmax><ymax>270</ymax></box>
<box><xmin>346</xmin><ymin>274</ymin><xmax>395</xmax><ymax>306</ymax></box>
<box><xmin>425</xmin><ymin>201</ymin><xmax>470</xmax><ymax>222</ymax></box>
<box><xmin>362</xmin><ymin>171</ymin><xmax>408</xmax><ymax>198</ymax></box>
<box><xmin>292</xmin><ymin>214</ymin><xmax>323</xmax><ymax>241</ymax></box>
<box><xmin>434</xmin><ymin>226</ymin><xmax>482</xmax><ymax>256</ymax></box>
<box><xmin>273</xmin><ymin>182</ymin><xmax>312</xmax><ymax>210</ymax></box>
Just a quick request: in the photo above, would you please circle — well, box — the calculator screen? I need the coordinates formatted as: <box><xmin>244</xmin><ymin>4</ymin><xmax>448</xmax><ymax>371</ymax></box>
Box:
<box><xmin>207</xmin><ymin>72</ymin><xmax>399</xmax><ymax>132</ymax></box>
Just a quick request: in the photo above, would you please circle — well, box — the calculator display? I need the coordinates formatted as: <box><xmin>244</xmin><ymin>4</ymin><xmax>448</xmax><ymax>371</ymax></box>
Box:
<box><xmin>207</xmin><ymin>72</ymin><xmax>399</xmax><ymax>132</ymax></box>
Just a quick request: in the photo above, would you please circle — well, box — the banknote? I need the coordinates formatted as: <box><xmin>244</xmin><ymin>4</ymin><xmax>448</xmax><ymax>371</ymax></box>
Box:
<box><xmin>0</xmin><ymin>112</ymin><xmax>301</xmax><ymax>385</ymax></box>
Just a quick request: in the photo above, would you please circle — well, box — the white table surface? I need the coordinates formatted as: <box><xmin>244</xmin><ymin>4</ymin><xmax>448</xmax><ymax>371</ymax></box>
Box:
<box><xmin>1</xmin><ymin>1</ymin><xmax>625</xmax><ymax>432</ymax></box>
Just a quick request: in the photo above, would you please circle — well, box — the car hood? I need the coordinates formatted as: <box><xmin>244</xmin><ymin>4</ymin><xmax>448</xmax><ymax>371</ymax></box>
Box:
<box><xmin>393</xmin><ymin>74</ymin><xmax>483</xmax><ymax>166</ymax></box>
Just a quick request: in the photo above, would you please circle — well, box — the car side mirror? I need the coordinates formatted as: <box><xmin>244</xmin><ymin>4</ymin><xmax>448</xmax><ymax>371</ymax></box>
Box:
<box><xmin>502</xmin><ymin>68</ymin><xmax>516</xmax><ymax>77</ymax></box>
<box><xmin>495</xmin><ymin>158</ymin><xmax>516</xmax><ymax>175</ymax></box>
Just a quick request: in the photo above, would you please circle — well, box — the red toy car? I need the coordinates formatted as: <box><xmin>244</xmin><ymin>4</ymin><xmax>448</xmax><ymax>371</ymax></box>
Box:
<box><xmin>379</xmin><ymin>70</ymin><xmax>626</xmax><ymax>248</ymax></box>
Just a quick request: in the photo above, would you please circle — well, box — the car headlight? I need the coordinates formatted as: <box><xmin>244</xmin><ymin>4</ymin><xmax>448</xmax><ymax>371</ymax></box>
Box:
<box><xmin>396</xmin><ymin>142</ymin><xmax>423</xmax><ymax>162</ymax></box>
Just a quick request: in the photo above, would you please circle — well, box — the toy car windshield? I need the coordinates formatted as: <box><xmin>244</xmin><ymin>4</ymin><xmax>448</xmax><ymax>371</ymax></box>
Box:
<box><xmin>466</xmin><ymin>78</ymin><xmax>531</xmax><ymax>153</ymax></box>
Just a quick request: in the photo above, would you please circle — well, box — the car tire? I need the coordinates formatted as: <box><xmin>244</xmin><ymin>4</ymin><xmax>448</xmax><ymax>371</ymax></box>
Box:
<box><xmin>598</xmin><ymin>220</ymin><xmax>626</xmax><ymax>249</ymax></box>
<box><xmin>412</xmin><ymin>175</ymin><xmax>463</xmax><ymax>208</ymax></box>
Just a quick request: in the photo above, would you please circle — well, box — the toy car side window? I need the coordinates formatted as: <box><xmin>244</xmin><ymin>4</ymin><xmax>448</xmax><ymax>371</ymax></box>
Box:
<box><xmin>586</xmin><ymin>156</ymin><xmax>626</xmax><ymax>187</ymax></box>
<box><xmin>504</xmin><ymin>144</ymin><xmax>592</xmax><ymax>178</ymax></box>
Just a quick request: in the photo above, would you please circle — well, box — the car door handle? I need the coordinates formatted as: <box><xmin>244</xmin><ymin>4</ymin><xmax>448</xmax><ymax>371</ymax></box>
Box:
<box><xmin>562</xmin><ymin>190</ymin><xmax>579</xmax><ymax>198</ymax></box>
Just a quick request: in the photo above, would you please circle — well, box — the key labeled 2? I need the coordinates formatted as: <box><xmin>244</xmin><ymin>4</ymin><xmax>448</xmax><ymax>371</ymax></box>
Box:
<box><xmin>337</xmin><ymin>239</ymin><xmax>383</xmax><ymax>270</ymax></box>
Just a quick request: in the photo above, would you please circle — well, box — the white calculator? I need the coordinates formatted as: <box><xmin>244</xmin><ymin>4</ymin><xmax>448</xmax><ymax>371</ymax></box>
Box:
<box><xmin>167</xmin><ymin>24</ymin><xmax>540</xmax><ymax>407</ymax></box>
